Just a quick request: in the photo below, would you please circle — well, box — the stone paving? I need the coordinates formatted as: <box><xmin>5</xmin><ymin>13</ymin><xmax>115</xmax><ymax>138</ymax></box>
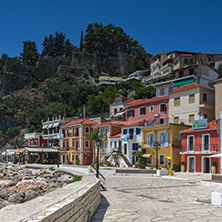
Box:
<box><xmin>91</xmin><ymin>169</ymin><xmax>222</xmax><ymax>222</ymax></box>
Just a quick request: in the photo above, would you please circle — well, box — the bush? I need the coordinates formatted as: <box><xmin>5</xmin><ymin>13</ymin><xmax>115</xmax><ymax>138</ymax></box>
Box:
<box><xmin>211</xmin><ymin>162</ymin><xmax>216</xmax><ymax>166</ymax></box>
<box><xmin>173</xmin><ymin>163</ymin><xmax>181</xmax><ymax>172</ymax></box>
<box><xmin>70</xmin><ymin>175</ymin><xmax>82</xmax><ymax>183</ymax></box>
<box><xmin>42</xmin><ymin>159</ymin><xmax>48</xmax><ymax>164</ymax></box>
<box><xmin>49</xmin><ymin>167</ymin><xmax>55</xmax><ymax>171</ymax></box>
<box><xmin>25</xmin><ymin>159</ymin><xmax>32</xmax><ymax>163</ymax></box>
<box><xmin>30</xmin><ymin>80</ymin><xmax>39</xmax><ymax>88</ymax></box>
<box><xmin>34</xmin><ymin>158</ymin><xmax>40</xmax><ymax>163</ymax></box>
<box><xmin>180</xmin><ymin>161</ymin><xmax>185</xmax><ymax>165</ymax></box>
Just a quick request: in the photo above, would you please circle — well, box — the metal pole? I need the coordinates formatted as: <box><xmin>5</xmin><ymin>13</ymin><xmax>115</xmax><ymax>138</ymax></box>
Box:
<box><xmin>96</xmin><ymin>144</ymin><xmax>99</xmax><ymax>178</ymax></box>
<box><xmin>156</xmin><ymin>144</ymin><xmax>158</xmax><ymax>170</ymax></box>
<box><xmin>57</xmin><ymin>147</ymin><xmax>59</xmax><ymax>168</ymax></box>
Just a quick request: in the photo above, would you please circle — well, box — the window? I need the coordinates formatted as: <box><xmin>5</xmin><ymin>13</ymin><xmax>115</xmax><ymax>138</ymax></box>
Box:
<box><xmin>132</xmin><ymin>143</ymin><xmax>138</xmax><ymax>151</ymax></box>
<box><xmin>160</xmin><ymin>88</ymin><xmax>165</xmax><ymax>96</ymax></box>
<box><xmin>203</xmin><ymin>93</ymin><xmax>207</xmax><ymax>102</ymax></box>
<box><xmin>85</xmin><ymin>140</ymin><xmax>89</xmax><ymax>148</ymax></box>
<box><xmin>202</xmin><ymin>134</ymin><xmax>210</xmax><ymax>151</ymax></box>
<box><xmin>140</xmin><ymin>107</ymin><xmax>146</xmax><ymax>115</ymax></box>
<box><xmin>179</xmin><ymin>71</ymin><xmax>183</xmax><ymax>78</ymax></box>
<box><xmin>72</xmin><ymin>140</ymin><xmax>75</xmax><ymax>148</ymax></box>
<box><xmin>104</xmin><ymin>128</ymin><xmax>108</xmax><ymax>135</ymax></box>
<box><xmin>204</xmin><ymin>113</ymin><xmax>207</xmax><ymax>119</ymax></box>
<box><xmin>100</xmin><ymin>128</ymin><xmax>103</xmax><ymax>134</ymax></box>
<box><xmin>72</xmin><ymin>154</ymin><xmax>74</xmax><ymax>162</ymax></box>
<box><xmin>159</xmin><ymin>118</ymin><xmax>164</xmax><ymax>124</ymax></box>
<box><xmin>189</xmin><ymin>94</ymin><xmax>195</xmax><ymax>103</ymax></box>
<box><xmin>124</xmin><ymin>144</ymin><xmax>127</xmax><ymax>154</ymax></box>
<box><xmin>208</xmin><ymin>57</ymin><xmax>212</xmax><ymax>62</ymax></box>
<box><xmin>66</xmin><ymin>141</ymin><xmax>69</xmax><ymax>148</ymax></box>
<box><xmin>123</xmin><ymin>129</ymin><xmax>127</xmax><ymax>135</ymax></box>
<box><xmin>188</xmin><ymin>135</ymin><xmax>194</xmax><ymax>151</ymax></box>
<box><xmin>189</xmin><ymin>114</ymin><xmax>195</xmax><ymax>123</ymax></box>
<box><xmin>189</xmin><ymin>59</ymin><xmax>194</xmax><ymax>64</ymax></box>
<box><xmin>189</xmin><ymin>69</ymin><xmax>194</xmax><ymax>75</ymax></box>
<box><xmin>104</xmin><ymin>141</ymin><xmax>107</xmax><ymax>153</ymax></box>
<box><xmin>34</xmin><ymin>140</ymin><xmax>37</xmax><ymax>145</ymax></box>
<box><xmin>114</xmin><ymin>108</ymin><xmax>117</xmax><ymax>113</ymax></box>
<box><xmin>76</xmin><ymin>140</ymin><xmax>79</xmax><ymax>150</ymax></box>
<box><xmin>147</xmin><ymin>155</ymin><xmax>152</xmax><ymax>165</ymax></box>
<box><xmin>174</xmin><ymin>97</ymin><xmax>180</xmax><ymax>106</ymax></box>
<box><xmin>120</xmin><ymin>107</ymin><xmax>123</xmax><ymax>110</ymax></box>
<box><xmin>31</xmin><ymin>141</ymin><xmax>33</xmax><ymax>146</ymax></box>
<box><xmin>136</xmin><ymin>128</ymin><xmax>141</xmax><ymax>135</ymax></box>
<box><xmin>174</xmin><ymin>116</ymin><xmax>179</xmax><ymax>124</ymax></box>
<box><xmin>127</xmin><ymin>109</ymin><xmax>135</xmax><ymax>117</ymax></box>
<box><xmin>63</xmin><ymin>141</ymin><xmax>65</xmax><ymax>148</ymax></box>
<box><xmin>169</xmin><ymin>87</ymin><xmax>174</xmax><ymax>93</ymax></box>
<box><xmin>129</xmin><ymin>128</ymin><xmax>134</xmax><ymax>139</ymax></box>
<box><xmin>75</xmin><ymin>155</ymin><xmax>79</xmax><ymax>164</ymax></box>
<box><xmin>160</xmin><ymin>103</ymin><xmax>166</xmax><ymax>112</ymax></box>
<box><xmin>159</xmin><ymin>154</ymin><xmax>165</xmax><ymax>165</ymax></box>
<box><xmin>150</xmin><ymin>105</ymin><xmax>154</xmax><ymax>112</ymax></box>
<box><xmin>114</xmin><ymin>141</ymin><xmax>117</xmax><ymax>148</ymax></box>
<box><xmin>110</xmin><ymin>141</ymin><xmax>113</xmax><ymax>148</ymax></box>
<box><xmin>66</xmin><ymin>155</ymin><xmax>69</xmax><ymax>161</ymax></box>
<box><xmin>159</xmin><ymin>131</ymin><xmax>169</xmax><ymax>147</ymax></box>
<box><xmin>147</xmin><ymin>133</ymin><xmax>155</xmax><ymax>147</ymax></box>
<box><xmin>85</xmin><ymin>126</ymin><xmax>90</xmax><ymax>134</ymax></box>
<box><xmin>184</xmin><ymin>58</ymin><xmax>188</xmax><ymax>64</ymax></box>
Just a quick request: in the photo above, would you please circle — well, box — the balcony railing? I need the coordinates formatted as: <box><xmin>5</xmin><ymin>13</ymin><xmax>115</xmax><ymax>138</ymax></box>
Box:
<box><xmin>180</xmin><ymin>144</ymin><xmax>219</xmax><ymax>153</ymax></box>
<box><xmin>68</xmin><ymin>132</ymin><xmax>79</xmax><ymax>137</ymax></box>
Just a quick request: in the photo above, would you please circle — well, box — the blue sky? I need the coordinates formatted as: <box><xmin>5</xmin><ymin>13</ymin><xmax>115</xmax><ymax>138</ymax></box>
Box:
<box><xmin>0</xmin><ymin>0</ymin><xmax>222</xmax><ymax>57</ymax></box>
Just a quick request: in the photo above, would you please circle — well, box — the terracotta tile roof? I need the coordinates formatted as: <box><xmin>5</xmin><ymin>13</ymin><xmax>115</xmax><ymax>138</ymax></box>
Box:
<box><xmin>110</xmin><ymin>133</ymin><xmax>121</xmax><ymax>138</ymax></box>
<box><xmin>170</xmin><ymin>82</ymin><xmax>214</xmax><ymax>95</ymax></box>
<box><xmin>126</xmin><ymin>119</ymin><xmax>147</xmax><ymax>127</ymax></box>
<box><xmin>126</xmin><ymin>95</ymin><xmax>169</xmax><ymax>109</ymax></box>
<box><xmin>212</xmin><ymin>78</ymin><xmax>222</xmax><ymax>84</ymax></box>
<box><xmin>180</xmin><ymin>121</ymin><xmax>218</xmax><ymax>133</ymax></box>
<box><xmin>62</xmin><ymin>118</ymin><xmax>98</xmax><ymax>126</ymax></box>
<box><xmin>94</xmin><ymin>120</ymin><xmax>128</xmax><ymax>127</ymax></box>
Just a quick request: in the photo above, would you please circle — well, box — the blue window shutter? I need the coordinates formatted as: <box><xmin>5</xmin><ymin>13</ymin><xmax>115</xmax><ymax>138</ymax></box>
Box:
<box><xmin>132</xmin><ymin>143</ymin><xmax>135</xmax><ymax>151</ymax></box>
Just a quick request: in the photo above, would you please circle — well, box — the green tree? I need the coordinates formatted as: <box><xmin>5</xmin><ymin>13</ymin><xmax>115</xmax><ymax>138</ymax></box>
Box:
<box><xmin>20</xmin><ymin>41</ymin><xmax>39</xmax><ymax>66</ymax></box>
<box><xmin>133</xmin><ymin>86</ymin><xmax>156</xmax><ymax>100</ymax></box>
<box><xmin>216</xmin><ymin>64</ymin><xmax>222</xmax><ymax>78</ymax></box>
<box><xmin>0</xmin><ymin>53</ymin><xmax>8</xmax><ymax>73</ymax></box>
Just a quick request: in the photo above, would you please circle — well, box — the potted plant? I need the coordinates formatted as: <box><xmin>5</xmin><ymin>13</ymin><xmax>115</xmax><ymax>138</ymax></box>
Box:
<box><xmin>76</xmin><ymin>158</ymin><xmax>80</xmax><ymax>165</ymax></box>
<box><xmin>180</xmin><ymin>161</ymin><xmax>185</xmax><ymax>172</ymax></box>
<box><xmin>211</xmin><ymin>162</ymin><xmax>216</xmax><ymax>174</ymax></box>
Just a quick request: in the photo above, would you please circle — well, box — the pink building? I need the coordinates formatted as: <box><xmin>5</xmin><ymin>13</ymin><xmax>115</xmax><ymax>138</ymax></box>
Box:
<box><xmin>116</xmin><ymin>95</ymin><xmax>169</xmax><ymax>125</ymax></box>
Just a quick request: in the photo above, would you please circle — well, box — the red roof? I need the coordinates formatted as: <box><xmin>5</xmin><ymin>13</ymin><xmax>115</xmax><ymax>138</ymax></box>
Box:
<box><xmin>170</xmin><ymin>82</ymin><xmax>214</xmax><ymax>95</ymax></box>
<box><xmin>212</xmin><ymin>78</ymin><xmax>222</xmax><ymax>84</ymax></box>
<box><xmin>62</xmin><ymin>118</ymin><xmax>98</xmax><ymax>126</ymax></box>
<box><xmin>126</xmin><ymin>95</ymin><xmax>169</xmax><ymax>109</ymax></box>
<box><xmin>180</xmin><ymin>121</ymin><xmax>218</xmax><ymax>133</ymax></box>
<box><xmin>110</xmin><ymin>133</ymin><xmax>121</xmax><ymax>138</ymax></box>
<box><xmin>94</xmin><ymin>120</ymin><xmax>128</xmax><ymax>127</ymax></box>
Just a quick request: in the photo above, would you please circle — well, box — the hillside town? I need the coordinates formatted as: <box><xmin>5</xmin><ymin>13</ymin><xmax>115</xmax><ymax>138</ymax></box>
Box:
<box><xmin>3</xmin><ymin>50</ymin><xmax>222</xmax><ymax>175</ymax></box>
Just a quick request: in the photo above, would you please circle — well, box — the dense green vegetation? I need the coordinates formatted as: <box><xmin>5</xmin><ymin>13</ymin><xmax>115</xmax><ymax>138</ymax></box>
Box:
<box><xmin>0</xmin><ymin>22</ymin><xmax>155</xmax><ymax>143</ymax></box>
<box><xmin>216</xmin><ymin>64</ymin><xmax>222</xmax><ymax>78</ymax></box>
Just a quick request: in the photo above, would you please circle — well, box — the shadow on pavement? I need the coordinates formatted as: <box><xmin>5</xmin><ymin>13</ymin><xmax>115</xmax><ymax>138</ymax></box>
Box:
<box><xmin>91</xmin><ymin>193</ymin><xmax>110</xmax><ymax>222</ymax></box>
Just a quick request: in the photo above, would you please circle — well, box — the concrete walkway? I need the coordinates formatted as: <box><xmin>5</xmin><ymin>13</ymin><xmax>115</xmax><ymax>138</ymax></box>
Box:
<box><xmin>91</xmin><ymin>170</ymin><xmax>222</xmax><ymax>222</ymax></box>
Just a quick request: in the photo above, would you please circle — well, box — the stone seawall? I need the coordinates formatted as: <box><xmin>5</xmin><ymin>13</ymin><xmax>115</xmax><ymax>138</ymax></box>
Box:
<box><xmin>0</xmin><ymin>167</ymin><xmax>101</xmax><ymax>222</ymax></box>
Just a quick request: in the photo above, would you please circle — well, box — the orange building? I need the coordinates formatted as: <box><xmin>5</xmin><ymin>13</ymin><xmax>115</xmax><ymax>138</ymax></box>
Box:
<box><xmin>60</xmin><ymin>118</ymin><xmax>98</xmax><ymax>165</ymax></box>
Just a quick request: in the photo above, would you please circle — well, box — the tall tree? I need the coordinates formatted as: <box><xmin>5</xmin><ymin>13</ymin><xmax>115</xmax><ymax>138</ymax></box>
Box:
<box><xmin>20</xmin><ymin>41</ymin><xmax>39</xmax><ymax>66</ymax></box>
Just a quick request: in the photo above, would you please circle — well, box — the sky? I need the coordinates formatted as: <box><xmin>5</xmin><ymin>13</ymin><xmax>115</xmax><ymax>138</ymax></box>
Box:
<box><xmin>0</xmin><ymin>0</ymin><xmax>222</xmax><ymax>58</ymax></box>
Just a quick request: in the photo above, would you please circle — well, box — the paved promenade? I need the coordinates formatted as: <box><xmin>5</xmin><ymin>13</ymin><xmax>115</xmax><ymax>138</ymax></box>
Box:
<box><xmin>91</xmin><ymin>169</ymin><xmax>222</xmax><ymax>222</ymax></box>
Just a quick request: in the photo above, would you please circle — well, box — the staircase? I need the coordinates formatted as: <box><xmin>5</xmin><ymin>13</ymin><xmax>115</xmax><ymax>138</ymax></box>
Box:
<box><xmin>90</xmin><ymin>164</ymin><xmax>107</xmax><ymax>191</ymax></box>
<box><xmin>121</xmin><ymin>155</ymin><xmax>132</xmax><ymax>167</ymax></box>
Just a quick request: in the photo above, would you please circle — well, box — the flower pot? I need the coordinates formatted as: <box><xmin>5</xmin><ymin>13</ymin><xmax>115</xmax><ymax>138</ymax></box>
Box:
<box><xmin>181</xmin><ymin>165</ymin><xmax>185</xmax><ymax>172</ymax></box>
<box><xmin>211</xmin><ymin>166</ymin><xmax>216</xmax><ymax>174</ymax></box>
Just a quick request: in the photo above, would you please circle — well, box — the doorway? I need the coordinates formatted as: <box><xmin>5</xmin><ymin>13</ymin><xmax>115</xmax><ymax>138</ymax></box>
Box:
<box><xmin>203</xmin><ymin>157</ymin><xmax>210</xmax><ymax>173</ymax></box>
<box><xmin>188</xmin><ymin>157</ymin><xmax>195</xmax><ymax>172</ymax></box>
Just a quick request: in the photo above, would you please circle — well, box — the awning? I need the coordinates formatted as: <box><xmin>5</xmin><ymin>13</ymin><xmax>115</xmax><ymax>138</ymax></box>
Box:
<box><xmin>42</xmin><ymin>124</ymin><xmax>48</xmax><ymax>129</ymax></box>
<box><xmin>24</xmin><ymin>147</ymin><xmax>58</xmax><ymax>153</ymax></box>
<box><xmin>52</xmin><ymin>122</ymin><xmax>60</xmax><ymax>128</ymax></box>
<box><xmin>142</xmin><ymin>153</ymin><xmax>151</xmax><ymax>158</ymax></box>
<box><xmin>47</xmin><ymin>123</ymin><xmax>53</xmax><ymax>128</ymax></box>
<box><xmin>210</xmin><ymin>153</ymin><xmax>222</xmax><ymax>157</ymax></box>
<box><xmin>173</xmin><ymin>77</ymin><xmax>193</xmax><ymax>87</ymax></box>
<box><xmin>114</xmin><ymin>112</ymin><xmax>125</xmax><ymax>117</ymax></box>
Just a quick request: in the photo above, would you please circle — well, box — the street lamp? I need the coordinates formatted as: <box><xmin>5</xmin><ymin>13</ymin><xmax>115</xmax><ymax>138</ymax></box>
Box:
<box><xmin>96</xmin><ymin>138</ymin><xmax>101</xmax><ymax>178</ymax></box>
<box><xmin>154</xmin><ymin>142</ymin><xmax>160</xmax><ymax>170</ymax></box>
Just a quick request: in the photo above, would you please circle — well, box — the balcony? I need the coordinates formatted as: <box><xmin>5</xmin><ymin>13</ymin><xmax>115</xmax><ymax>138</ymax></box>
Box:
<box><xmin>151</xmin><ymin>68</ymin><xmax>161</xmax><ymax>76</ymax></box>
<box><xmin>61</xmin><ymin>146</ymin><xmax>70</xmax><ymax>151</ymax></box>
<box><xmin>68</xmin><ymin>132</ymin><xmax>79</xmax><ymax>137</ymax></box>
<box><xmin>160</xmin><ymin>63</ymin><xmax>173</xmax><ymax>71</ymax></box>
<box><xmin>199</xmin><ymin>100</ymin><xmax>215</xmax><ymax>110</ymax></box>
<box><xmin>151</xmin><ymin>59</ymin><xmax>161</xmax><ymax>68</ymax></box>
<box><xmin>180</xmin><ymin>144</ymin><xmax>219</xmax><ymax>154</ymax></box>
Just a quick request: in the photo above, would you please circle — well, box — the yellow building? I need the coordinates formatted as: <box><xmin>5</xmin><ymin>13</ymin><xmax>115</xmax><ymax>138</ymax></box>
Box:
<box><xmin>141</xmin><ymin>123</ymin><xmax>190</xmax><ymax>168</ymax></box>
